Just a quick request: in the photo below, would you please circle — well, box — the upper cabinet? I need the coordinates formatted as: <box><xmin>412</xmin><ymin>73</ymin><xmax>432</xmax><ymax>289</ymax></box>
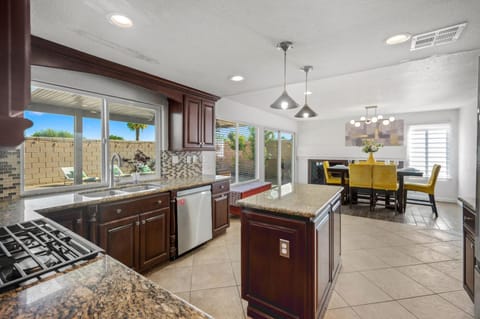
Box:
<box><xmin>0</xmin><ymin>0</ymin><xmax>33</xmax><ymax>147</ymax></box>
<box><xmin>169</xmin><ymin>95</ymin><xmax>216</xmax><ymax>151</ymax></box>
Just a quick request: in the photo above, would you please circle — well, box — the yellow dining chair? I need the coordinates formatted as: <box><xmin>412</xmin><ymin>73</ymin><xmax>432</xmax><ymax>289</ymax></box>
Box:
<box><xmin>403</xmin><ymin>164</ymin><xmax>441</xmax><ymax>217</ymax></box>
<box><xmin>349</xmin><ymin>164</ymin><xmax>373</xmax><ymax>211</ymax></box>
<box><xmin>372</xmin><ymin>164</ymin><xmax>398</xmax><ymax>212</ymax></box>
<box><xmin>323</xmin><ymin>161</ymin><xmax>342</xmax><ymax>185</ymax></box>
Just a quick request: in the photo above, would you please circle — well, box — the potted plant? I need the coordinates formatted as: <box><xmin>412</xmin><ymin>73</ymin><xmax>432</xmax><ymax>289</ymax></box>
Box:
<box><xmin>361</xmin><ymin>139</ymin><xmax>383</xmax><ymax>163</ymax></box>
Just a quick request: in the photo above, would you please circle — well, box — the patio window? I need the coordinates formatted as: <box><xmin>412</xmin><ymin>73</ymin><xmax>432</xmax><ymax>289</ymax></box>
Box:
<box><xmin>23</xmin><ymin>85</ymin><xmax>161</xmax><ymax>194</ymax></box>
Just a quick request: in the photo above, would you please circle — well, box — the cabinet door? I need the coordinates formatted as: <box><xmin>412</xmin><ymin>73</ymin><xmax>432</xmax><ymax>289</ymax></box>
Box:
<box><xmin>202</xmin><ymin>100</ymin><xmax>215</xmax><ymax>149</ymax></box>
<box><xmin>464</xmin><ymin>233</ymin><xmax>475</xmax><ymax>299</ymax></box>
<box><xmin>331</xmin><ymin>197</ymin><xmax>341</xmax><ymax>276</ymax></box>
<box><xmin>139</xmin><ymin>208</ymin><xmax>170</xmax><ymax>271</ymax></box>
<box><xmin>183</xmin><ymin>95</ymin><xmax>202</xmax><ymax>148</ymax></box>
<box><xmin>99</xmin><ymin>215</ymin><xmax>139</xmax><ymax>269</ymax></box>
<box><xmin>316</xmin><ymin>212</ymin><xmax>331</xmax><ymax>311</ymax></box>
<box><xmin>44</xmin><ymin>209</ymin><xmax>85</xmax><ymax>238</ymax></box>
<box><xmin>212</xmin><ymin>193</ymin><xmax>230</xmax><ymax>237</ymax></box>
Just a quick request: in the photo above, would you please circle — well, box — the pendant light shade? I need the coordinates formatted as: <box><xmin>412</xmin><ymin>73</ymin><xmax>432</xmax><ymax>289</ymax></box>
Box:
<box><xmin>294</xmin><ymin>66</ymin><xmax>317</xmax><ymax>118</ymax></box>
<box><xmin>270</xmin><ymin>41</ymin><xmax>299</xmax><ymax>110</ymax></box>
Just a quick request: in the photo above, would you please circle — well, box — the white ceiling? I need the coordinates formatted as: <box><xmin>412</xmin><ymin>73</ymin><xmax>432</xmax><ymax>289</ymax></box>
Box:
<box><xmin>31</xmin><ymin>0</ymin><xmax>480</xmax><ymax>118</ymax></box>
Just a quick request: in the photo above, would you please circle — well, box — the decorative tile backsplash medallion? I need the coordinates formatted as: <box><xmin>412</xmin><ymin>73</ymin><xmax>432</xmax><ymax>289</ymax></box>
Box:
<box><xmin>0</xmin><ymin>148</ymin><xmax>21</xmax><ymax>201</ymax></box>
<box><xmin>161</xmin><ymin>151</ymin><xmax>203</xmax><ymax>179</ymax></box>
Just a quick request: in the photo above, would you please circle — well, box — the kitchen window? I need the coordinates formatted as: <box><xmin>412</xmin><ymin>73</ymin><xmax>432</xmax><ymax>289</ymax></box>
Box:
<box><xmin>407</xmin><ymin>124</ymin><xmax>450</xmax><ymax>179</ymax></box>
<box><xmin>215</xmin><ymin>119</ymin><xmax>257</xmax><ymax>184</ymax></box>
<box><xmin>22</xmin><ymin>84</ymin><xmax>162</xmax><ymax>194</ymax></box>
<box><xmin>264</xmin><ymin>129</ymin><xmax>295</xmax><ymax>187</ymax></box>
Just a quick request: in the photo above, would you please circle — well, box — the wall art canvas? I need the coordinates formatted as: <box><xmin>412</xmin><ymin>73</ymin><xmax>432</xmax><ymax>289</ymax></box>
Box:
<box><xmin>345</xmin><ymin>120</ymin><xmax>404</xmax><ymax>146</ymax></box>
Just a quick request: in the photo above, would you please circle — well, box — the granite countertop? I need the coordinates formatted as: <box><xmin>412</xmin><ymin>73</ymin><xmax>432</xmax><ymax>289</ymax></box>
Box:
<box><xmin>237</xmin><ymin>183</ymin><xmax>343</xmax><ymax>219</ymax></box>
<box><xmin>0</xmin><ymin>175</ymin><xmax>230</xmax><ymax>226</ymax></box>
<box><xmin>459</xmin><ymin>196</ymin><xmax>476</xmax><ymax>212</ymax></box>
<box><xmin>0</xmin><ymin>255</ymin><xmax>211</xmax><ymax>319</ymax></box>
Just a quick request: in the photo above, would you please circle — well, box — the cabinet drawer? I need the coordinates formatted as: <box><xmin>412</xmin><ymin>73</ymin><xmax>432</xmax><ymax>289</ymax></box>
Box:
<box><xmin>141</xmin><ymin>193</ymin><xmax>170</xmax><ymax>212</ymax></box>
<box><xmin>99</xmin><ymin>200</ymin><xmax>141</xmax><ymax>223</ymax></box>
<box><xmin>464</xmin><ymin>206</ymin><xmax>476</xmax><ymax>235</ymax></box>
<box><xmin>212</xmin><ymin>180</ymin><xmax>230</xmax><ymax>195</ymax></box>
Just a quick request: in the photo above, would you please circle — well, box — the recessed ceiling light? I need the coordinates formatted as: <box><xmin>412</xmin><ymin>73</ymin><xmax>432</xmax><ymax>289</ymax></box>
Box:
<box><xmin>304</xmin><ymin>91</ymin><xmax>312</xmax><ymax>95</ymax></box>
<box><xmin>385</xmin><ymin>33</ymin><xmax>411</xmax><ymax>45</ymax></box>
<box><xmin>109</xmin><ymin>14</ymin><xmax>133</xmax><ymax>28</ymax></box>
<box><xmin>230</xmin><ymin>75</ymin><xmax>244</xmax><ymax>82</ymax></box>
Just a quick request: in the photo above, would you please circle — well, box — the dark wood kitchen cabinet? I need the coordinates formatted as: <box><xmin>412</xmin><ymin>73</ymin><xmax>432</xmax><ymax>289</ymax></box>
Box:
<box><xmin>212</xmin><ymin>180</ymin><xmax>230</xmax><ymax>237</ymax></box>
<box><xmin>241</xmin><ymin>192</ymin><xmax>342</xmax><ymax>319</ymax></box>
<box><xmin>96</xmin><ymin>193</ymin><xmax>170</xmax><ymax>272</ymax></box>
<box><xmin>169</xmin><ymin>95</ymin><xmax>215</xmax><ymax>151</ymax></box>
<box><xmin>0</xmin><ymin>0</ymin><xmax>33</xmax><ymax>146</ymax></box>
<box><xmin>40</xmin><ymin>208</ymin><xmax>86</xmax><ymax>238</ymax></box>
<box><xmin>99</xmin><ymin>215</ymin><xmax>139</xmax><ymax>269</ymax></box>
<box><xmin>461</xmin><ymin>199</ymin><xmax>476</xmax><ymax>301</ymax></box>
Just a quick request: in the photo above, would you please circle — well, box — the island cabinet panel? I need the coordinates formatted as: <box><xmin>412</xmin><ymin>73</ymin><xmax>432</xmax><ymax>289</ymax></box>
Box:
<box><xmin>241</xmin><ymin>211</ymin><xmax>312</xmax><ymax>319</ymax></box>
<box><xmin>139</xmin><ymin>207</ymin><xmax>170</xmax><ymax>271</ymax></box>
<box><xmin>99</xmin><ymin>215</ymin><xmax>140</xmax><ymax>270</ymax></box>
<box><xmin>241</xmin><ymin>192</ymin><xmax>342</xmax><ymax>319</ymax></box>
<box><xmin>462</xmin><ymin>201</ymin><xmax>476</xmax><ymax>301</ymax></box>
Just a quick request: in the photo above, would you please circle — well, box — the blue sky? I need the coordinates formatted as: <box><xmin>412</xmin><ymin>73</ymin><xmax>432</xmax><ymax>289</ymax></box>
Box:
<box><xmin>25</xmin><ymin>111</ymin><xmax>155</xmax><ymax>141</ymax></box>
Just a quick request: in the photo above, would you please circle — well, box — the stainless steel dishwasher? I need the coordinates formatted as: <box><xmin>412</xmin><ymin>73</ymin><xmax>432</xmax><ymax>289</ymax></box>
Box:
<box><xmin>176</xmin><ymin>185</ymin><xmax>212</xmax><ymax>255</ymax></box>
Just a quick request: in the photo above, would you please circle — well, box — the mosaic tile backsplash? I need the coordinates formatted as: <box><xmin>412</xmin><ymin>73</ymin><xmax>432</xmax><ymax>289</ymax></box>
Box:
<box><xmin>161</xmin><ymin>151</ymin><xmax>203</xmax><ymax>179</ymax></box>
<box><xmin>0</xmin><ymin>149</ymin><xmax>21</xmax><ymax>201</ymax></box>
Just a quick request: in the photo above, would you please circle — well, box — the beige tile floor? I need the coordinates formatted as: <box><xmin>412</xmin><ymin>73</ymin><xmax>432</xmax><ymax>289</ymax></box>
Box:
<box><xmin>146</xmin><ymin>211</ymin><xmax>473</xmax><ymax>319</ymax></box>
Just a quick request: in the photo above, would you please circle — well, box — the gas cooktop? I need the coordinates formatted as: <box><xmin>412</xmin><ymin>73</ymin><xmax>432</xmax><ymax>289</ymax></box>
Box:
<box><xmin>0</xmin><ymin>218</ymin><xmax>102</xmax><ymax>292</ymax></box>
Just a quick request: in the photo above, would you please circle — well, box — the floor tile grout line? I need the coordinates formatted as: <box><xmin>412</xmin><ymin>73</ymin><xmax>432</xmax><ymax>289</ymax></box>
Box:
<box><xmin>437</xmin><ymin>292</ymin><xmax>475</xmax><ymax>318</ymax></box>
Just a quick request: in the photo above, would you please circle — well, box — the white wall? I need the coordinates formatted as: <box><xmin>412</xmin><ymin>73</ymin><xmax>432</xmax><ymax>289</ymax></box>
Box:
<box><xmin>458</xmin><ymin>104</ymin><xmax>478</xmax><ymax>202</ymax></box>
<box><xmin>296</xmin><ymin>109</ymin><xmax>460</xmax><ymax>202</ymax></box>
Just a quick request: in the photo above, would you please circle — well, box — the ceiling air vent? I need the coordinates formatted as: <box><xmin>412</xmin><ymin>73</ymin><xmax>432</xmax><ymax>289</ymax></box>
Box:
<box><xmin>410</xmin><ymin>22</ymin><xmax>467</xmax><ymax>51</ymax></box>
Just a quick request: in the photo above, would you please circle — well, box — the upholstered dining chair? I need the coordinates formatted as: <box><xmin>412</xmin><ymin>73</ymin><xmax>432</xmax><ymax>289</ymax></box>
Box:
<box><xmin>403</xmin><ymin>164</ymin><xmax>441</xmax><ymax>217</ymax></box>
<box><xmin>323</xmin><ymin>161</ymin><xmax>342</xmax><ymax>185</ymax></box>
<box><xmin>372</xmin><ymin>164</ymin><xmax>398</xmax><ymax>212</ymax></box>
<box><xmin>349</xmin><ymin>164</ymin><xmax>373</xmax><ymax>211</ymax></box>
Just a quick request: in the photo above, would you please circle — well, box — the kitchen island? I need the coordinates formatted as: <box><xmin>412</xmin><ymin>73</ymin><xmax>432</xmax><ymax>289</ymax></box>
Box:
<box><xmin>237</xmin><ymin>183</ymin><xmax>343</xmax><ymax>319</ymax></box>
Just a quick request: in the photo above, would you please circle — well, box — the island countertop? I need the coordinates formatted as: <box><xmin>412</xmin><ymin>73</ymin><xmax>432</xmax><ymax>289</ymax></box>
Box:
<box><xmin>237</xmin><ymin>183</ymin><xmax>343</xmax><ymax>219</ymax></box>
<box><xmin>0</xmin><ymin>255</ymin><xmax>211</xmax><ymax>319</ymax></box>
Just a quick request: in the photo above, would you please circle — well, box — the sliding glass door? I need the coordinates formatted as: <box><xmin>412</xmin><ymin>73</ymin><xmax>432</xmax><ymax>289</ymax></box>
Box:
<box><xmin>264</xmin><ymin>129</ymin><xmax>294</xmax><ymax>187</ymax></box>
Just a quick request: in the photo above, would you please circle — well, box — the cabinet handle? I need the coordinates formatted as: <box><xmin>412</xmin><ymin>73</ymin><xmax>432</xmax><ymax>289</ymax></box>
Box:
<box><xmin>220</xmin><ymin>185</ymin><xmax>225</xmax><ymax>189</ymax></box>
<box><xmin>136</xmin><ymin>221</ymin><xmax>140</xmax><ymax>226</ymax></box>
<box><xmin>471</xmin><ymin>242</ymin><xmax>474</xmax><ymax>249</ymax></box>
<box><xmin>465</xmin><ymin>217</ymin><xmax>474</xmax><ymax>222</ymax></box>
<box><xmin>76</xmin><ymin>218</ymin><xmax>82</xmax><ymax>224</ymax></box>
<box><xmin>142</xmin><ymin>220</ymin><xmax>146</xmax><ymax>225</ymax></box>
<box><xmin>116</xmin><ymin>208</ymin><xmax>122</xmax><ymax>214</ymax></box>
<box><xmin>157</xmin><ymin>200</ymin><xmax>162</xmax><ymax>205</ymax></box>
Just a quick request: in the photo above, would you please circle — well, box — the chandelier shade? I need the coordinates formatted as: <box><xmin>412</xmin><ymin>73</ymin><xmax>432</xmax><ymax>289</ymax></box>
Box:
<box><xmin>294</xmin><ymin>65</ymin><xmax>317</xmax><ymax>118</ymax></box>
<box><xmin>270</xmin><ymin>41</ymin><xmax>299</xmax><ymax>110</ymax></box>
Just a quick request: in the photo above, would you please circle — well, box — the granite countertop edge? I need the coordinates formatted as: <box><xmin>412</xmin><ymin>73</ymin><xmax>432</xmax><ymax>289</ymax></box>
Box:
<box><xmin>458</xmin><ymin>196</ymin><xmax>476</xmax><ymax>212</ymax></box>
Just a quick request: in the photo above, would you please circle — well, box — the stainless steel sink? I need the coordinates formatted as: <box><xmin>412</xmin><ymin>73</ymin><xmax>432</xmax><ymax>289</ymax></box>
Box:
<box><xmin>80</xmin><ymin>189</ymin><xmax>127</xmax><ymax>198</ymax></box>
<box><xmin>120</xmin><ymin>184</ymin><xmax>161</xmax><ymax>193</ymax></box>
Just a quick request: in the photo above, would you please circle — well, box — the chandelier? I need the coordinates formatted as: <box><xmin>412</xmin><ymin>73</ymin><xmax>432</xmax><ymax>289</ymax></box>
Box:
<box><xmin>350</xmin><ymin>106</ymin><xmax>395</xmax><ymax>127</ymax></box>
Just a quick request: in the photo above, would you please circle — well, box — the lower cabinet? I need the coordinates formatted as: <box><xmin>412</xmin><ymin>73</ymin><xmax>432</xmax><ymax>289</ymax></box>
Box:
<box><xmin>97</xmin><ymin>193</ymin><xmax>170</xmax><ymax>272</ymax></box>
<box><xmin>99</xmin><ymin>215</ymin><xmax>139</xmax><ymax>269</ymax></box>
<box><xmin>40</xmin><ymin>208</ymin><xmax>86</xmax><ymax>238</ymax></box>
<box><xmin>212</xmin><ymin>193</ymin><xmax>229</xmax><ymax>237</ymax></box>
<box><xmin>464</xmin><ymin>233</ymin><xmax>475</xmax><ymax>299</ymax></box>
<box><xmin>139</xmin><ymin>208</ymin><xmax>169</xmax><ymax>270</ymax></box>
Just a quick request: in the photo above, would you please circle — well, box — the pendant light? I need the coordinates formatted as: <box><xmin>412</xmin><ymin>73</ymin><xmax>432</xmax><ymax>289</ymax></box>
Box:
<box><xmin>270</xmin><ymin>41</ymin><xmax>299</xmax><ymax>110</ymax></box>
<box><xmin>294</xmin><ymin>66</ymin><xmax>317</xmax><ymax>118</ymax></box>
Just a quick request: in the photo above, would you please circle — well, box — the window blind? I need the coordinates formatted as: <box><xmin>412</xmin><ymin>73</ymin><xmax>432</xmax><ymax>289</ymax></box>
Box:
<box><xmin>408</xmin><ymin>124</ymin><xmax>449</xmax><ymax>179</ymax></box>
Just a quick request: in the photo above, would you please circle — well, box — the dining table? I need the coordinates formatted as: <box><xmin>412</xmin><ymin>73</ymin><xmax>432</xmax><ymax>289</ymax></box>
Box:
<box><xmin>327</xmin><ymin>165</ymin><xmax>423</xmax><ymax>213</ymax></box>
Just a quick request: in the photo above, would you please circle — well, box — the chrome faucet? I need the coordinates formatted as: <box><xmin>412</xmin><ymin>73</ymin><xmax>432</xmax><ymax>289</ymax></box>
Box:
<box><xmin>110</xmin><ymin>153</ymin><xmax>122</xmax><ymax>188</ymax></box>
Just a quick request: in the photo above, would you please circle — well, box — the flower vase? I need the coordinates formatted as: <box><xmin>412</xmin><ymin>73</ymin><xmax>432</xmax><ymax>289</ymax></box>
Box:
<box><xmin>367</xmin><ymin>152</ymin><xmax>376</xmax><ymax>164</ymax></box>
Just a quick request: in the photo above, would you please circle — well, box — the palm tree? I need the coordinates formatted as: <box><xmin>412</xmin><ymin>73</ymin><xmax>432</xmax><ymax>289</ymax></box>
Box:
<box><xmin>127</xmin><ymin>123</ymin><xmax>148</xmax><ymax>141</ymax></box>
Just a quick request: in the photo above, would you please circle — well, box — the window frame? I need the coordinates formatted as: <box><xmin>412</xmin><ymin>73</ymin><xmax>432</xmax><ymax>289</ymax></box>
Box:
<box><xmin>215</xmin><ymin>118</ymin><xmax>259</xmax><ymax>185</ymax></box>
<box><xmin>21</xmin><ymin>82</ymin><xmax>164</xmax><ymax>196</ymax></box>
<box><xmin>263</xmin><ymin>127</ymin><xmax>296</xmax><ymax>187</ymax></box>
<box><xmin>407</xmin><ymin>123</ymin><xmax>450</xmax><ymax>179</ymax></box>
